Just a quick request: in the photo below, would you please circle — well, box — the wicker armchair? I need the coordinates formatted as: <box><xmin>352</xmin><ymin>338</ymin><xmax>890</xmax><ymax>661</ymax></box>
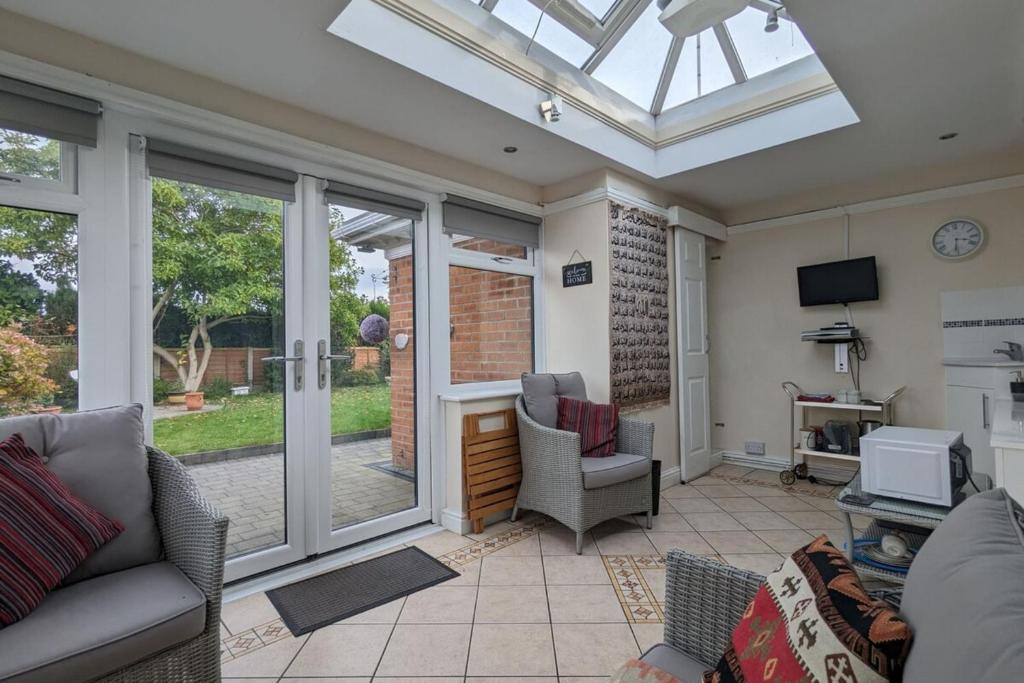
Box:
<box><xmin>511</xmin><ymin>395</ymin><xmax>655</xmax><ymax>554</ymax></box>
<box><xmin>97</xmin><ymin>446</ymin><xmax>229</xmax><ymax>682</ymax></box>
<box><xmin>662</xmin><ymin>550</ymin><xmax>763</xmax><ymax>669</ymax></box>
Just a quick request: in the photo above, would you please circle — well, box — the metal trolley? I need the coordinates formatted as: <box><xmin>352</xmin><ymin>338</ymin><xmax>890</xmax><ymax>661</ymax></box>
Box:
<box><xmin>780</xmin><ymin>381</ymin><xmax>905</xmax><ymax>486</ymax></box>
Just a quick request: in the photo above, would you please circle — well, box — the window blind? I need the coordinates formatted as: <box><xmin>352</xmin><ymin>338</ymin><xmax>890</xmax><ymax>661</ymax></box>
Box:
<box><xmin>323</xmin><ymin>180</ymin><xmax>425</xmax><ymax>221</ymax></box>
<box><xmin>441</xmin><ymin>194</ymin><xmax>541</xmax><ymax>249</ymax></box>
<box><xmin>0</xmin><ymin>75</ymin><xmax>102</xmax><ymax>148</ymax></box>
<box><xmin>146</xmin><ymin>138</ymin><xmax>299</xmax><ymax>202</ymax></box>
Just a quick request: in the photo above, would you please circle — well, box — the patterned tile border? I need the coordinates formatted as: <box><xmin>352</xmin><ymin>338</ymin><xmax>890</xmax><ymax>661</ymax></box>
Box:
<box><xmin>220</xmin><ymin>515</ymin><xmax>550</xmax><ymax>663</ymax></box>
<box><xmin>702</xmin><ymin>471</ymin><xmax>838</xmax><ymax>499</ymax></box>
<box><xmin>436</xmin><ymin>515</ymin><xmax>552</xmax><ymax>567</ymax></box>
<box><xmin>604</xmin><ymin>555</ymin><xmax>666</xmax><ymax>624</ymax></box>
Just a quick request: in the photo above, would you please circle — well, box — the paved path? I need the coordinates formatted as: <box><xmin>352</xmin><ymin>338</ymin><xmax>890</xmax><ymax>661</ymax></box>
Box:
<box><xmin>186</xmin><ymin>438</ymin><xmax>414</xmax><ymax>557</ymax></box>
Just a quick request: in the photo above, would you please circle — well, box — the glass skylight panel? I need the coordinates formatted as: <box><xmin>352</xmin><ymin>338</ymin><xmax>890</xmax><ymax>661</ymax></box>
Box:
<box><xmin>491</xmin><ymin>0</ymin><xmax>594</xmax><ymax>67</ymax></box>
<box><xmin>662</xmin><ymin>30</ymin><xmax>735</xmax><ymax>110</ymax></box>
<box><xmin>592</xmin><ymin>3</ymin><xmax>672</xmax><ymax>108</ymax></box>
<box><xmin>725</xmin><ymin>7</ymin><xmax>814</xmax><ymax>79</ymax></box>
<box><xmin>578</xmin><ymin>0</ymin><xmax>616</xmax><ymax>20</ymax></box>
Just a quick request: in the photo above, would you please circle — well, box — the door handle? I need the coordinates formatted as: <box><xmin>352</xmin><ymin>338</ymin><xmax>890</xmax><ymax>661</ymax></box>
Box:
<box><xmin>317</xmin><ymin>339</ymin><xmax>352</xmax><ymax>390</ymax></box>
<box><xmin>260</xmin><ymin>339</ymin><xmax>304</xmax><ymax>391</ymax></box>
<box><xmin>982</xmin><ymin>393</ymin><xmax>990</xmax><ymax>430</ymax></box>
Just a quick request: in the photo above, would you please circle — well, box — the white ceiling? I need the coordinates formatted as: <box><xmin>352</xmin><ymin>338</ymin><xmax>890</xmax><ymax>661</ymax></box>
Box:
<box><xmin>2</xmin><ymin>0</ymin><xmax>1023</xmax><ymax>215</ymax></box>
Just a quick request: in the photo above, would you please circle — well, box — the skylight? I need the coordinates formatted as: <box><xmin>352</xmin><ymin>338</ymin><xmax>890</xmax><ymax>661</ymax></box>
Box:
<box><xmin>476</xmin><ymin>0</ymin><xmax>816</xmax><ymax>115</ymax></box>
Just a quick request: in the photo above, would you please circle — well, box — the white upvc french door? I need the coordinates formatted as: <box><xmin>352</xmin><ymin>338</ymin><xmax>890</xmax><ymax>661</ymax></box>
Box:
<box><xmin>309</xmin><ymin>175</ymin><xmax>432</xmax><ymax>555</ymax></box>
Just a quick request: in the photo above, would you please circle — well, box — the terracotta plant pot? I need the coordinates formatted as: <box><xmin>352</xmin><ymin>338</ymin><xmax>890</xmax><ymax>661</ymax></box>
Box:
<box><xmin>167</xmin><ymin>392</ymin><xmax>187</xmax><ymax>405</ymax></box>
<box><xmin>184</xmin><ymin>392</ymin><xmax>205</xmax><ymax>411</ymax></box>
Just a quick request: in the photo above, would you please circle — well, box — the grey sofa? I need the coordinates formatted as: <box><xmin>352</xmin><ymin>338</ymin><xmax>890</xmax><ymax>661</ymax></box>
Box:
<box><xmin>512</xmin><ymin>372</ymin><xmax>655</xmax><ymax>554</ymax></box>
<box><xmin>0</xmin><ymin>404</ymin><xmax>228</xmax><ymax>682</ymax></box>
<box><xmin>639</xmin><ymin>487</ymin><xmax>1024</xmax><ymax>682</ymax></box>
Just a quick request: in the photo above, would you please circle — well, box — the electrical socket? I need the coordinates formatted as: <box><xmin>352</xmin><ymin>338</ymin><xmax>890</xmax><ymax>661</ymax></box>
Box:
<box><xmin>744</xmin><ymin>440</ymin><xmax>766</xmax><ymax>456</ymax></box>
<box><xmin>834</xmin><ymin>344</ymin><xmax>849</xmax><ymax>373</ymax></box>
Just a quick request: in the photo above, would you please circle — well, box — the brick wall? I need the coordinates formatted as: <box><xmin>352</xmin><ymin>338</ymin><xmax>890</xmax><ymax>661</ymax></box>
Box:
<box><xmin>387</xmin><ymin>238</ymin><xmax>535</xmax><ymax>469</ymax></box>
<box><xmin>448</xmin><ymin>265</ymin><xmax>534</xmax><ymax>383</ymax></box>
<box><xmin>389</xmin><ymin>254</ymin><xmax>416</xmax><ymax>470</ymax></box>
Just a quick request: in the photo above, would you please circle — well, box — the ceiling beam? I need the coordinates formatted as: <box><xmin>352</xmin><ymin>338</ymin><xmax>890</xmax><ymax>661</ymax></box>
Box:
<box><xmin>713</xmin><ymin>23</ymin><xmax>746</xmax><ymax>83</ymax></box>
<box><xmin>581</xmin><ymin>0</ymin><xmax>652</xmax><ymax>74</ymax></box>
<box><xmin>651</xmin><ymin>36</ymin><xmax>683</xmax><ymax>115</ymax></box>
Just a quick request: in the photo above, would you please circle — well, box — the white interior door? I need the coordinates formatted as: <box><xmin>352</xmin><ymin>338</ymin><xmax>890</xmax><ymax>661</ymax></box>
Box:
<box><xmin>675</xmin><ymin>228</ymin><xmax>712</xmax><ymax>481</ymax></box>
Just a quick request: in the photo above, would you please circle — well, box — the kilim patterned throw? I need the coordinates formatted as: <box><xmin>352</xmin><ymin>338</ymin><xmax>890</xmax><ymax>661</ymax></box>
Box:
<box><xmin>704</xmin><ymin>535</ymin><xmax>912</xmax><ymax>683</ymax></box>
<box><xmin>462</xmin><ymin>408</ymin><xmax>522</xmax><ymax>534</ymax></box>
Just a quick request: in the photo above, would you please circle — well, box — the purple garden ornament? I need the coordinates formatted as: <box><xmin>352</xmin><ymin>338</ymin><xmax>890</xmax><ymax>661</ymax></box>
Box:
<box><xmin>359</xmin><ymin>314</ymin><xmax>389</xmax><ymax>345</ymax></box>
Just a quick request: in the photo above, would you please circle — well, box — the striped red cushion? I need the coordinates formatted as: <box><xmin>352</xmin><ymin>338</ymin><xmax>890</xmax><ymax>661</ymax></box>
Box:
<box><xmin>556</xmin><ymin>396</ymin><xmax>619</xmax><ymax>458</ymax></box>
<box><xmin>0</xmin><ymin>433</ymin><xmax>124</xmax><ymax>627</ymax></box>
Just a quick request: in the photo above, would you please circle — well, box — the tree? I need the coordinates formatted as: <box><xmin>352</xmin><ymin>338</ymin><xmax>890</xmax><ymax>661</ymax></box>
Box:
<box><xmin>1</xmin><ymin>129</ymin><xmax>61</xmax><ymax>179</ymax></box>
<box><xmin>151</xmin><ymin>179</ymin><xmax>365</xmax><ymax>391</ymax></box>
<box><xmin>0</xmin><ymin>261</ymin><xmax>44</xmax><ymax>326</ymax></box>
<box><xmin>0</xmin><ymin>326</ymin><xmax>57</xmax><ymax>414</ymax></box>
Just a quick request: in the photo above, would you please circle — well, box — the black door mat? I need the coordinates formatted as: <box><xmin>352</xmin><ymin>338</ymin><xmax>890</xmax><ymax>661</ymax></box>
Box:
<box><xmin>266</xmin><ymin>546</ymin><xmax>459</xmax><ymax>636</ymax></box>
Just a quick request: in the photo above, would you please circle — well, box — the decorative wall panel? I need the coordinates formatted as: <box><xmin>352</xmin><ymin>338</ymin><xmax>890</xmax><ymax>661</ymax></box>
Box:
<box><xmin>609</xmin><ymin>202</ymin><xmax>671</xmax><ymax>409</ymax></box>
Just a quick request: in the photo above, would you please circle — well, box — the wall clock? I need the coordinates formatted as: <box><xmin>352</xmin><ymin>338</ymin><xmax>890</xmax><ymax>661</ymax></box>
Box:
<box><xmin>931</xmin><ymin>218</ymin><xmax>984</xmax><ymax>260</ymax></box>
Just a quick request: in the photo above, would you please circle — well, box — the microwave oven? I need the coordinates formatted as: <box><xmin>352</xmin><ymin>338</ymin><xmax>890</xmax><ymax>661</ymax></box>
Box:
<box><xmin>860</xmin><ymin>426</ymin><xmax>972</xmax><ymax>507</ymax></box>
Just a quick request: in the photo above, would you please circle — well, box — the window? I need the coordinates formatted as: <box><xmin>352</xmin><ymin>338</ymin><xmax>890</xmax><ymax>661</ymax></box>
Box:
<box><xmin>446</xmin><ymin>230</ymin><xmax>538</xmax><ymax>385</ymax></box>
<box><xmin>449</xmin><ymin>264</ymin><xmax>534</xmax><ymax>384</ymax></box>
<box><xmin>0</xmin><ymin>127</ymin><xmax>76</xmax><ymax>189</ymax></box>
<box><xmin>0</xmin><ymin>206</ymin><xmax>79</xmax><ymax>416</ymax></box>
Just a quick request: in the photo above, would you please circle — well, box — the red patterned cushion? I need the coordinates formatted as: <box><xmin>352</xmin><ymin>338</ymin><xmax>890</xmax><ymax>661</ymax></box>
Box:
<box><xmin>703</xmin><ymin>535</ymin><xmax>912</xmax><ymax>683</ymax></box>
<box><xmin>0</xmin><ymin>433</ymin><xmax>124</xmax><ymax>627</ymax></box>
<box><xmin>556</xmin><ymin>396</ymin><xmax>619</xmax><ymax>457</ymax></box>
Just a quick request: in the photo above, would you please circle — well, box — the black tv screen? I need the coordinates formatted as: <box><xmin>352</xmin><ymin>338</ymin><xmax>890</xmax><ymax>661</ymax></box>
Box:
<box><xmin>797</xmin><ymin>256</ymin><xmax>879</xmax><ymax>307</ymax></box>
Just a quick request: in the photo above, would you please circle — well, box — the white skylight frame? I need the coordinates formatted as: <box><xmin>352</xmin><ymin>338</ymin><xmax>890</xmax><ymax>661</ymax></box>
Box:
<box><xmin>328</xmin><ymin>0</ymin><xmax>859</xmax><ymax>177</ymax></box>
<box><xmin>477</xmin><ymin>0</ymin><xmax>808</xmax><ymax>115</ymax></box>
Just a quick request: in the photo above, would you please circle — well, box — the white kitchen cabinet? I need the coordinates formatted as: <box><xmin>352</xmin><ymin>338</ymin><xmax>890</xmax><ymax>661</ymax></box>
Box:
<box><xmin>946</xmin><ymin>385</ymin><xmax>995</xmax><ymax>477</ymax></box>
<box><xmin>944</xmin><ymin>362</ymin><xmax>1024</xmax><ymax>481</ymax></box>
<box><xmin>992</xmin><ymin>399</ymin><xmax>1024</xmax><ymax>503</ymax></box>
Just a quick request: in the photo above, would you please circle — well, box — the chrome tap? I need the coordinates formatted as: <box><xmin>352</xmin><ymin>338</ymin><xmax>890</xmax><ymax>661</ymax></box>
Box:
<box><xmin>994</xmin><ymin>341</ymin><xmax>1024</xmax><ymax>362</ymax></box>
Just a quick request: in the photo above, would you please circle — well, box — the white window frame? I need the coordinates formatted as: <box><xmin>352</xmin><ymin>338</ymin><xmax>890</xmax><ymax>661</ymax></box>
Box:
<box><xmin>442</xmin><ymin>225</ymin><xmax>545</xmax><ymax>395</ymax></box>
<box><xmin>0</xmin><ymin>121</ymin><xmax>124</xmax><ymax>415</ymax></box>
<box><xmin>0</xmin><ymin>136</ymin><xmax>78</xmax><ymax>194</ymax></box>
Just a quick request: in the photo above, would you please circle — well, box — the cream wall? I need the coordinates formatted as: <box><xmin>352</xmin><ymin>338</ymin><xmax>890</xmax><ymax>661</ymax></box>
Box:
<box><xmin>0</xmin><ymin>8</ymin><xmax>542</xmax><ymax>204</ymax></box>
<box><xmin>709</xmin><ymin>185</ymin><xmax>1024</xmax><ymax>462</ymax></box>
<box><xmin>544</xmin><ymin>200</ymin><xmax>681</xmax><ymax>477</ymax></box>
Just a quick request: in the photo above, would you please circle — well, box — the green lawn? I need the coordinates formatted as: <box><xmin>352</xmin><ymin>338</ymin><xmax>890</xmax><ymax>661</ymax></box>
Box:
<box><xmin>153</xmin><ymin>385</ymin><xmax>391</xmax><ymax>456</ymax></box>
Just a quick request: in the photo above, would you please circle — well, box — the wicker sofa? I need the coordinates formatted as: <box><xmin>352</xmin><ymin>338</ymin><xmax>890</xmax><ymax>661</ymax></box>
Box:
<box><xmin>0</xmin><ymin>405</ymin><xmax>228</xmax><ymax>682</ymax></box>
<box><xmin>639</xmin><ymin>487</ymin><xmax>1024</xmax><ymax>682</ymax></box>
<box><xmin>511</xmin><ymin>372</ymin><xmax>655</xmax><ymax>554</ymax></box>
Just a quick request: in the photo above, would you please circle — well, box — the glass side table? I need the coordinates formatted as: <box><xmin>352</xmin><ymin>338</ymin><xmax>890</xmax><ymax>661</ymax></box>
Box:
<box><xmin>835</xmin><ymin>473</ymin><xmax>991</xmax><ymax>585</ymax></box>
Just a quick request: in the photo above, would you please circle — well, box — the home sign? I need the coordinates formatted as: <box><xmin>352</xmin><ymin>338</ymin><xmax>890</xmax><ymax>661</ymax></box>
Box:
<box><xmin>562</xmin><ymin>261</ymin><xmax>593</xmax><ymax>287</ymax></box>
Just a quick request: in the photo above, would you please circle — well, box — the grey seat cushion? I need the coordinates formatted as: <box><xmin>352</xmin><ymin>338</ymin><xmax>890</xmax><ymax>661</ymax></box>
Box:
<box><xmin>520</xmin><ymin>372</ymin><xmax>588</xmax><ymax>428</ymax></box>
<box><xmin>0</xmin><ymin>562</ymin><xmax>206</xmax><ymax>683</ymax></box>
<box><xmin>0</xmin><ymin>404</ymin><xmax>162</xmax><ymax>583</ymax></box>
<box><xmin>581</xmin><ymin>452</ymin><xmax>650</xmax><ymax>490</ymax></box>
<box><xmin>639</xmin><ymin>643</ymin><xmax>709</xmax><ymax>682</ymax></box>
<box><xmin>900</xmin><ymin>488</ymin><xmax>1024</xmax><ymax>683</ymax></box>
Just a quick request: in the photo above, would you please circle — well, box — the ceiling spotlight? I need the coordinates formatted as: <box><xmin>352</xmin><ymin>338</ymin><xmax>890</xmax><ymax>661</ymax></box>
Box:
<box><xmin>764</xmin><ymin>8</ymin><xmax>780</xmax><ymax>32</ymax></box>
<box><xmin>938</xmin><ymin>132</ymin><xmax>959</xmax><ymax>140</ymax></box>
<box><xmin>503</xmin><ymin>146</ymin><xmax>518</xmax><ymax>154</ymax></box>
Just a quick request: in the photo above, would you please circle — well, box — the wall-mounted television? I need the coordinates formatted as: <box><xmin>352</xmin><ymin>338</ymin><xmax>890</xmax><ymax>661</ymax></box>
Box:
<box><xmin>797</xmin><ymin>256</ymin><xmax>879</xmax><ymax>307</ymax></box>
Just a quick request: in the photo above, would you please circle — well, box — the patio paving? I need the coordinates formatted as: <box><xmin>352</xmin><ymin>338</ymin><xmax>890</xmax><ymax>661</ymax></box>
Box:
<box><xmin>186</xmin><ymin>437</ymin><xmax>414</xmax><ymax>557</ymax></box>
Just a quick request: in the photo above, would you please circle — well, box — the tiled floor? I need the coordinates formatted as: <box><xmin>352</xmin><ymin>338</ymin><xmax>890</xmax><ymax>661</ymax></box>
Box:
<box><xmin>188</xmin><ymin>438</ymin><xmax>414</xmax><ymax>556</ymax></box>
<box><xmin>219</xmin><ymin>465</ymin><xmax>867</xmax><ymax>681</ymax></box>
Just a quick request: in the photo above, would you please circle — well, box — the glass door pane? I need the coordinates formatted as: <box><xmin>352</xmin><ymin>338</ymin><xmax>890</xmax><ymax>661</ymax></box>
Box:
<box><xmin>149</xmin><ymin>178</ymin><xmax>290</xmax><ymax>560</ymax></box>
<box><xmin>324</xmin><ymin>203</ymin><xmax>417</xmax><ymax>532</ymax></box>
<box><xmin>0</xmin><ymin>206</ymin><xmax>79</xmax><ymax>416</ymax></box>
